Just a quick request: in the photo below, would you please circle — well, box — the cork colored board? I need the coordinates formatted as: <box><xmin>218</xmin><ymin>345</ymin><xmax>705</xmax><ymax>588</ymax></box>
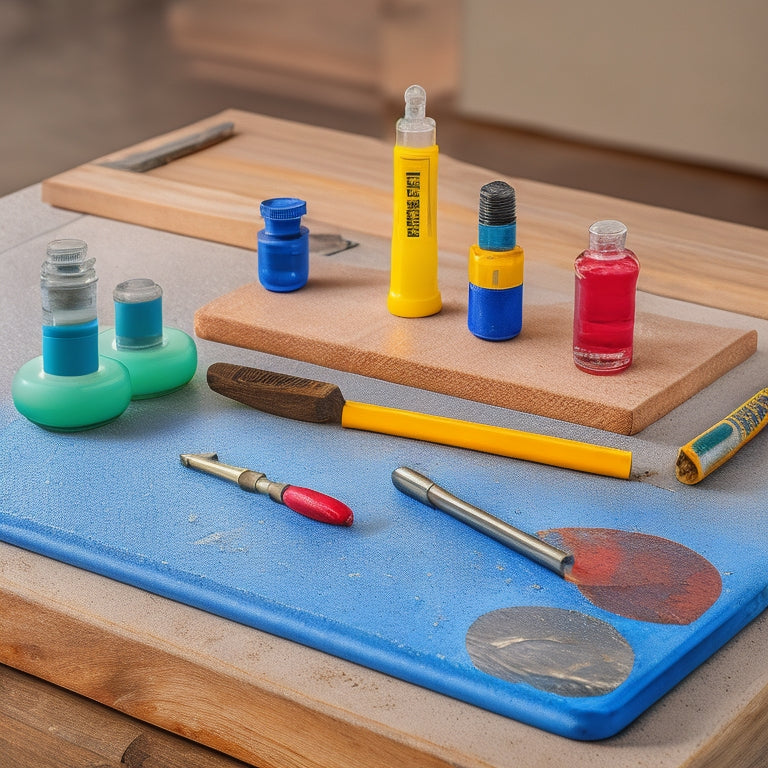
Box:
<box><xmin>194</xmin><ymin>255</ymin><xmax>756</xmax><ymax>435</ymax></box>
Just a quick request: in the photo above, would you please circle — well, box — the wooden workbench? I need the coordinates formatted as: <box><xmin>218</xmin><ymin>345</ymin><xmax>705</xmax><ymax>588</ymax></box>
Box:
<box><xmin>2</xmin><ymin>115</ymin><xmax>768</xmax><ymax>767</ymax></box>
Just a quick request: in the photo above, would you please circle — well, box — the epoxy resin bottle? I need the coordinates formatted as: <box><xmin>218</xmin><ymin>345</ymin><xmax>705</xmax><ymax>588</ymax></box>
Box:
<box><xmin>387</xmin><ymin>85</ymin><xmax>441</xmax><ymax>317</ymax></box>
<box><xmin>468</xmin><ymin>181</ymin><xmax>524</xmax><ymax>340</ymax></box>
<box><xmin>12</xmin><ymin>239</ymin><xmax>132</xmax><ymax>430</ymax></box>
<box><xmin>573</xmin><ymin>220</ymin><xmax>639</xmax><ymax>374</ymax></box>
<box><xmin>98</xmin><ymin>278</ymin><xmax>197</xmax><ymax>398</ymax></box>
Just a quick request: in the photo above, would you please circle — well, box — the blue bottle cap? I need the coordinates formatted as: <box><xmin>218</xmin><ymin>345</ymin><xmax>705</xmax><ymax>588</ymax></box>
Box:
<box><xmin>260</xmin><ymin>198</ymin><xmax>307</xmax><ymax>236</ymax></box>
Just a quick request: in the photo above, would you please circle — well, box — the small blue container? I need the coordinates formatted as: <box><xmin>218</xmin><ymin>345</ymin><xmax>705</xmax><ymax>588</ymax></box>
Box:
<box><xmin>257</xmin><ymin>198</ymin><xmax>309</xmax><ymax>292</ymax></box>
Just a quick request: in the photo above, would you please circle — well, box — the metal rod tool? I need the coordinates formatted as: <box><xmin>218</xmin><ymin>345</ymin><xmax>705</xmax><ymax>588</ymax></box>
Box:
<box><xmin>391</xmin><ymin>467</ymin><xmax>572</xmax><ymax>576</ymax></box>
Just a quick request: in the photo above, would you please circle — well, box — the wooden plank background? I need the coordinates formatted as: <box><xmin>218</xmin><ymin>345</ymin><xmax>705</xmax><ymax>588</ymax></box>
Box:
<box><xmin>42</xmin><ymin>109</ymin><xmax>768</xmax><ymax>321</ymax></box>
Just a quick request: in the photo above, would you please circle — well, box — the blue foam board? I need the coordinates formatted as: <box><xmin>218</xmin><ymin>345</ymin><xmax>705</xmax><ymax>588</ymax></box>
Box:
<box><xmin>1</xmin><ymin>389</ymin><xmax>767</xmax><ymax>740</ymax></box>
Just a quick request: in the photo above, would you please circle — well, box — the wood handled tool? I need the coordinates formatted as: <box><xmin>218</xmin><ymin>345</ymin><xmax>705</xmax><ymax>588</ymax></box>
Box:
<box><xmin>207</xmin><ymin>363</ymin><xmax>633</xmax><ymax>479</ymax></box>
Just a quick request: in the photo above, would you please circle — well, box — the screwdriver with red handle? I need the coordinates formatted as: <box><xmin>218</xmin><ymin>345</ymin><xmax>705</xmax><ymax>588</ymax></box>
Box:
<box><xmin>180</xmin><ymin>452</ymin><xmax>354</xmax><ymax>526</ymax></box>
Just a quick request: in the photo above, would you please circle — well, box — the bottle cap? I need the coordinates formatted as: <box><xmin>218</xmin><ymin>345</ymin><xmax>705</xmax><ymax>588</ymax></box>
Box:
<box><xmin>40</xmin><ymin>238</ymin><xmax>98</xmax><ymax>327</ymax></box>
<box><xmin>395</xmin><ymin>84</ymin><xmax>436</xmax><ymax>148</ymax></box>
<box><xmin>589</xmin><ymin>220</ymin><xmax>628</xmax><ymax>251</ymax></box>
<box><xmin>260</xmin><ymin>198</ymin><xmax>307</xmax><ymax>236</ymax></box>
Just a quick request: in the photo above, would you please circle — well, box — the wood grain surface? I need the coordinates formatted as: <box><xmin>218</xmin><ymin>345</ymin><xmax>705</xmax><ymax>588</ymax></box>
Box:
<box><xmin>0</xmin><ymin>588</ymin><xmax>458</xmax><ymax>768</ymax></box>
<box><xmin>0</xmin><ymin>664</ymin><xmax>251</xmax><ymax>768</ymax></box>
<box><xmin>41</xmin><ymin>109</ymin><xmax>768</xmax><ymax>320</ymax></box>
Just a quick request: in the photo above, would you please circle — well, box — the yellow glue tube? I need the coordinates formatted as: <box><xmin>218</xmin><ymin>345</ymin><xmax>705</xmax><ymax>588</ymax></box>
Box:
<box><xmin>387</xmin><ymin>85</ymin><xmax>442</xmax><ymax>318</ymax></box>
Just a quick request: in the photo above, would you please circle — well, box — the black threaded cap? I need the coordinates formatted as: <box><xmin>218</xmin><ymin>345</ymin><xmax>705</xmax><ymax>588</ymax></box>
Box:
<box><xmin>478</xmin><ymin>181</ymin><xmax>516</xmax><ymax>226</ymax></box>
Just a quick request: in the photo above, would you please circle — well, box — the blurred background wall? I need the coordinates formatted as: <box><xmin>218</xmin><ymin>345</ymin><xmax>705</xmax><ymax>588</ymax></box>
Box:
<box><xmin>460</xmin><ymin>0</ymin><xmax>768</xmax><ymax>175</ymax></box>
<box><xmin>1</xmin><ymin>0</ymin><xmax>766</xmax><ymax>227</ymax></box>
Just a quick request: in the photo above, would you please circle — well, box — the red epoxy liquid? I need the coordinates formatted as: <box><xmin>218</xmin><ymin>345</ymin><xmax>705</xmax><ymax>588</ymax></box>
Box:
<box><xmin>573</xmin><ymin>222</ymin><xmax>639</xmax><ymax>374</ymax></box>
<box><xmin>539</xmin><ymin>527</ymin><xmax>722</xmax><ymax>625</ymax></box>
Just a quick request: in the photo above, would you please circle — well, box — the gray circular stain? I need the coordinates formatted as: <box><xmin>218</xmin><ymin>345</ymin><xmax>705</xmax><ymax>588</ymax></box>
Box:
<box><xmin>466</xmin><ymin>606</ymin><xmax>634</xmax><ymax>697</ymax></box>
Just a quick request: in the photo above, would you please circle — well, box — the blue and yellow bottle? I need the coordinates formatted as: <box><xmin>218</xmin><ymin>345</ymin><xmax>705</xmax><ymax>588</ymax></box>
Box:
<box><xmin>468</xmin><ymin>181</ymin><xmax>524</xmax><ymax>340</ymax></box>
<box><xmin>12</xmin><ymin>239</ymin><xmax>132</xmax><ymax>431</ymax></box>
<box><xmin>387</xmin><ymin>85</ymin><xmax>442</xmax><ymax>318</ymax></box>
<box><xmin>99</xmin><ymin>278</ymin><xmax>197</xmax><ymax>398</ymax></box>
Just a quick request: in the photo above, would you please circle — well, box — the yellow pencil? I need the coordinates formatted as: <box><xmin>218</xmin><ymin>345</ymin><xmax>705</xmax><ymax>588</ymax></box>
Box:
<box><xmin>676</xmin><ymin>387</ymin><xmax>768</xmax><ymax>484</ymax></box>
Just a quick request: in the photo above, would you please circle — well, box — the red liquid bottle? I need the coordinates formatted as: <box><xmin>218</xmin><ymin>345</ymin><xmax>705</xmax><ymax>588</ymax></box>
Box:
<box><xmin>573</xmin><ymin>220</ymin><xmax>639</xmax><ymax>374</ymax></box>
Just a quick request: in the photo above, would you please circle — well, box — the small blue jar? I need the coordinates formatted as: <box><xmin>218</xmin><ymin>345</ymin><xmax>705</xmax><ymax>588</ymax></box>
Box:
<box><xmin>257</xmin><ymin>198</ymin><xmax>309</xmax><ymax>292</ymax></box>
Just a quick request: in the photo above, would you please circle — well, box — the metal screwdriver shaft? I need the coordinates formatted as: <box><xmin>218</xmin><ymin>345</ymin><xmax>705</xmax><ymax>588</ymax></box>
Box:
<box><xmin>392</xmin><ymin>467</ymin><xmax>572</xmax><ymax>576</ymax></box>
<box><xmin>180</xmin><ymin>452</ymin><xmax>354</xmax><ymax>526</ymax></box>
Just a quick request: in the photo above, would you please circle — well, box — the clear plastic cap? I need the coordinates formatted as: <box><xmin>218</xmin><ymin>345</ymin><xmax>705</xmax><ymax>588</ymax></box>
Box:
<box><xmin>113</xmin><ymin>278</ymin><xmax>164</xmax><ymax>349</ymax></box>
<box><xmin>40</xmin><ymin>239</ymin><xmax>98</xmax><ymax>326</ymax></box>
<box><xmin>588</xmin><ymin>220</ymin><xmax>628</xmax><ymax>252</ymax></box>
<box><xmin>396</xmin><ymin>85</ymin><xmax>436</xmax><ymax>148</ymax></box>
<box><xmin>113</xmin><ymin>277</ymin><xmax>163</xmax><ymax>304</ymax></box>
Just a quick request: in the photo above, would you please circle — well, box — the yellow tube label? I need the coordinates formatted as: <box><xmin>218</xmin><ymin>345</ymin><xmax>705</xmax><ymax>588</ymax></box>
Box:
<box><xmin>400</xmin><ymin>160</ymin><xmax>433</xmax><ymax>238</ymax></box>
<box><xmin>388</xmin><ymin>144</ymin><xmax>441</xmax><ymax>317</ymax></box>
<box><xmin>406</xmin><ymin>169</ymin><xmax>421</xmax><ymax>236</ymax></box>
<box><xmin>393</xmin><ymin>147</ymin><xmax>438</xmax><ymax>236</ymax></box>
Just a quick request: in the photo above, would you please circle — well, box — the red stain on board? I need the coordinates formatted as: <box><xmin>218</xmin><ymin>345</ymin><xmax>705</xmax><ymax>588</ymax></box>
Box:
<box><xmin>538</xmin><ymin>528</ymin><xmax>722</xmax><ymax>625</ymax></box>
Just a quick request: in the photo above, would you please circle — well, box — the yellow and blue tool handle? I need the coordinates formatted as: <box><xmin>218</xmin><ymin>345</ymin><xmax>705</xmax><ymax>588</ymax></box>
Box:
<box><xmin>675</xmin><ymin>387</ymin><xmax>768</xmax><ymax>484</ymax></box>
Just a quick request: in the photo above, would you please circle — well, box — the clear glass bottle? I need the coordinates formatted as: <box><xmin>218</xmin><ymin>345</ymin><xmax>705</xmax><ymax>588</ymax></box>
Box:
<box><xmin>98</xmin><ymin>278</ymin><xmax>197</xmax><ymax>399</ymax></box>
<box><xmin>12</xmin><ymin>239</ymin><xmax>132</xmax><ymax>430</ymax></box>
<box><xmin>573</xmin><ymin>220</ymin><xmax>639</xmax><ymax>374</ymax></box>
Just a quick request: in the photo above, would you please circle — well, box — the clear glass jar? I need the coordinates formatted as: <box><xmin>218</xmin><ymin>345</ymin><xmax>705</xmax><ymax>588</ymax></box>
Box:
<box><xmin>573</xmin><ymin>220</ymin><xmax>640</xmax><ymax>374</ymax></box>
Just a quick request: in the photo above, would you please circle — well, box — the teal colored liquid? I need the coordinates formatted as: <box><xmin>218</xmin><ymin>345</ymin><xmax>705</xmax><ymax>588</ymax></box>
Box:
<box><xmin>573</xmin><ymin>250</ymin><xmax>639</xmax><ymax>374</ymax></box>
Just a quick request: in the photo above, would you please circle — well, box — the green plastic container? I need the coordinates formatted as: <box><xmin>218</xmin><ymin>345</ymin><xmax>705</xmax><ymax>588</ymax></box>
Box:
<box><xmin>98</xmin><ymin>326</ymin><xmax>197</xmax><ymax>399</ymax></box>
<box><xmin>12</xmin><ymin>238</ymin><xmax>133</xmax><ymax>431</ymax></box>
<box><xmin>12</xmin><ymin>356</ymin><xmax>132</xmax><ymax>431</ymax></box>
<box><xmin>98</xmin><ymin>278</ymin><xmax>197</xmax><ymax>399</ymax></box>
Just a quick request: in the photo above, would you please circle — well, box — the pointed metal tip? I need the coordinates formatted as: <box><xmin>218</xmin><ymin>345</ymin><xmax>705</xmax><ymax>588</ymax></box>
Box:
<box><xmin>180</xmin><ymin>452</ymin><xmax>218</xmax><ymax>466</ymax></box>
